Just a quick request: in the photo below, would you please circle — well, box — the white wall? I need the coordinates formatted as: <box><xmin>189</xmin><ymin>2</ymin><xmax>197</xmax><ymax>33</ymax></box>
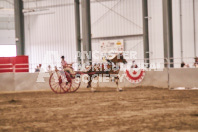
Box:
<box><xmin>91</xmin><ymin>0</ymin><xmax>143</xmax><ymax>38</ymax></box>
<box><xmin>195</xmin><ymin>0</ymin><xmax>198</xmax><ymax>57</ymax></box>
<box><xmin>0</xmin><ymin>17</ymin><xmax>15</xmax><ymax>30</ymax></box>
<box><xmin>0</xmin><ymin>0</ymin><xmax>14</xmax><ymax>30</ymax></box>
<box><xmin>148</xmin><ymin>0</ymin><xmax>164</xmax><ymax>68</ymax></box>
<box><xmin>0</xmin><ymin>0</ymin><xmax>15</xmax><ymax>46</ymax></box>
<box><xmin>90</xmin><ymin>0</ymin><xmax>144</xmax><ymax>63</ymax></box>
<box><xmin>24</xmin><ymin>0</ymin><xmax>144</xmax><ymax>69</ymax></box>
<box><xmin>23</xmin><ymin>0</ymin><xmax>198</xmax><ymax>69</ymax></box>
<box><xmin>91</xmin><ymin>0</ymin><xmax>165</xmax><ymax>68</ymax></box>
<box><xmin>172</xmin><ymin>0</ymin><xmax>182</xmax><ymax>68</ymax></box>
<box><xmin>0</xmin><ymin>0</ymin><xmax>13</xmax><ymax>9</ymax></box>
<box><xmin>24</xmin><ymin>0</ymin><xmax>76</xmax><ymax>71</ymax></box>
<box><xmin>172</xmin><ymin>0</ymin><xmax>198</xmax><ymax>67</ymax></box>
<box><xmin>0</xmin><ymin>30</ymin><xmax>15</xmax><ymax>45</ymax></box>
<box><xmin>146</xmin><ymin>0</ymin><xmax>198</xmax><ymax>68</ymax></box>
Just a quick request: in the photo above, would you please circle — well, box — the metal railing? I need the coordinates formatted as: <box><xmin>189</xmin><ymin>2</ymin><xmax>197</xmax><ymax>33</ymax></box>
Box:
<box><xmin>0</xmin><ymin>57</ymin><xmax>197</xmax><ymax>73</ymax></box>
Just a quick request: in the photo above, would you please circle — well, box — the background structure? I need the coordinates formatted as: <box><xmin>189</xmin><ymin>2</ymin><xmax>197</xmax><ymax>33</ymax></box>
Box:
<box><xmin>0</xmin><ymin>0</ymin><xmax>197</xmax><ymax>71</ymax></box>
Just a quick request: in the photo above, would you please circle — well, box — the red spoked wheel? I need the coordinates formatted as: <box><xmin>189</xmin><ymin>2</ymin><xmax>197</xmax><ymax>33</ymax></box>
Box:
<box><xmin>49</xmin><ymin>70</ymin><xmax>72</xmax><ymax>94</ymax></box>
<box><xmin>69</xmin><ymin>73</ymin><xmax>81</xmax><ymax>92</ymax></box>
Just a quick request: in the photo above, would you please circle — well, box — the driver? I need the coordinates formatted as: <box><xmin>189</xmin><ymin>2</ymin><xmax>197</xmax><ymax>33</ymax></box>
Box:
<box><xmin>61</xmin><ymin>56</ymin><xmax>75</xmax><ymax>78</ymax></box>
<box><xmin>61</xmin><ymin>56</ymin><xmax>68</xmax><ymax>68</ymax></box>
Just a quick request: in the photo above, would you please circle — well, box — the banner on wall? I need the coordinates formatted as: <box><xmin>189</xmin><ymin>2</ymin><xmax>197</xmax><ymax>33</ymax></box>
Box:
<box><xmin>100</xmin><ymin>39</ymin><xmax>124</xmax><ymax>61</ymax></box>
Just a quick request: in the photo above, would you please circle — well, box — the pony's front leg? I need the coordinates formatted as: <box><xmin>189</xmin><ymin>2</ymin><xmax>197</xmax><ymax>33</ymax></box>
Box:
<box><xmin>87</xmin><ymin>74</ymin><xmax>97</xmax><ymax>92</ymax></box>
<box><xmin>87</xmin><ymin>75</ymin><xmax>92</xmax><ymax>88</ymax></box>
<box><xmin>115</xmin><ymin>76</ymin><xmax>123</xmax><ymax>92</ymax></box>
<box><xmin>97</xmin><ymin>76</ymin><xmax>99</xmax><ymax>89</ymax></box>
<box><xmin>91</xmin><ymin>75</ymin><xmax>99</xmax><ymax>92</ymax></box>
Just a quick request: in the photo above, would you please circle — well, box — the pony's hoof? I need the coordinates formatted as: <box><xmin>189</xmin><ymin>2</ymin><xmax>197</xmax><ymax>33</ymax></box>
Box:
<box><xmin>117</xmin><ymin>88</ymin><xmax>123</xmax><ymax>92</ymax></box>
<box><xmin>91</xmin><ymin>87</ymin><xmax>96</xmax><ymax>92</ymax></box>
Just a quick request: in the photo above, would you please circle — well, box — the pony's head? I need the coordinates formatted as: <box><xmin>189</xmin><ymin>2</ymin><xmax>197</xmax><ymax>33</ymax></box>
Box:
<box><xmin>110</xmin><ymin>53</ymin><xmax>127</xmax><ymax>64</ymax></box>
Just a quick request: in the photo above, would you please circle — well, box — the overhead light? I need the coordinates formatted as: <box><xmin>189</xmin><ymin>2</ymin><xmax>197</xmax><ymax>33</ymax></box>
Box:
<box><xmin>23</xmin><ymin>8</ymin><xmax>54</xmax><ymax>16</ymax></box>
<box><xmin>24</xmin><ymin>12</ymin><xmax>55</xmax><ymax>16</ymax></box>
<box><xmin>23</xmin><ymin>0</ymin><xmax>44</xmax><ymax>3</ymax></box>
<box><xmin>23</xmin><ymin>8</ymin><xmax>49</xmax><ymax>13</ymax></box>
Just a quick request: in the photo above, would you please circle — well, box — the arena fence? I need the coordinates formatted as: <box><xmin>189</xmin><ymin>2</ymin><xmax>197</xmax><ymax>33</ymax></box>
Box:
<box><xmin>0</xmin><ymin>57</ymin><xmax>193</xmax><ymax>73</ymax></box>
<box><xmin>0</xmin><ymin>57</ymin><xmax>198</xmax><ymax>92</ymax></box>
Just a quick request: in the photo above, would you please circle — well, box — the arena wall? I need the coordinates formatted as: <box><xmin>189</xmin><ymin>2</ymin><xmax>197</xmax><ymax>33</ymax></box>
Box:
<box><xmin>169</xmin><ymin>68</ymin><xmax>198</xmax><ymax>88</ymax></box>
<box><xmin>122</xmin><ymin>69</ymin><xmax>169</xmax><ymax>89</ymax></box>
<box><xmin>0</xmin><ymin>68</ymin><xmax>198</xmax><ymax>92</ymax></box>
<box><xmin>0</xmin><ymin>73</ymin><xmax>15</xmax><ymax>91</ymax></box>
<box><xmin>0</xmin><ymin>73</ymin><xmax>50</xmax><ymax>92</ymax></box>
<box><xmin>14</xmin><ymin>73</ymin><xmax>49</xmax><ymax>91</ymax></box>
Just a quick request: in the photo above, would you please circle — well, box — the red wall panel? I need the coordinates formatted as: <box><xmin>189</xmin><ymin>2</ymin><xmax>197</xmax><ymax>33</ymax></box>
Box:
<box><xmin>0</xmin><ymin>57</ymin><xmax>14</xmax><ymax>73</ymax></box>
<box><xmin>0</xmin><ymin>56</ymin><xmax>29</xmax><ymax>73</ymax></box>
<box><xmin>15</xmin><ymin>56</ymin><xmax>29</xmax><ymax>72</ymax></box>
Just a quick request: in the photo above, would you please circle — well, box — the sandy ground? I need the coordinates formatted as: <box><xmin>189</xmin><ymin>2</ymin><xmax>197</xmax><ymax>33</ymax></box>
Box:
<box><xmin>0</xmin><ymin>87</ymin><xmax>198</xmax><ymax>132</ymax></box>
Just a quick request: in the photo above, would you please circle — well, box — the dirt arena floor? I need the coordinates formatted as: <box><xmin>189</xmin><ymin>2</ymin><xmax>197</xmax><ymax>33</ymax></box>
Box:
<box><xmin>0</xmin><ymin>87</ymin><xmax>198</xmax><ymax>132</ymax></box>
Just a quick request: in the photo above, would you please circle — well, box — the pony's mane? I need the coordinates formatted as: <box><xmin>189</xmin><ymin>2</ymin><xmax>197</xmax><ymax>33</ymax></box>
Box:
<box><xmin>105</xmin><ymin>53</ymin><xmax>123</xmax><ymax>64</ymax></box>
<box><xmin>111</xmin><ymin>53</ymin><xmax>122</xmax><ymax>61</ymax></box>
